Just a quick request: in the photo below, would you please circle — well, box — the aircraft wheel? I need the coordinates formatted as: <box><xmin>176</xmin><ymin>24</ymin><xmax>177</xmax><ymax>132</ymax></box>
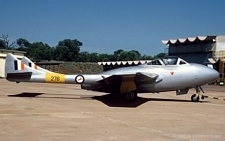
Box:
<box><xmin>124</xmin><ymin>91</ymin><xmax>137</xmax><ymax>101</ymax></box>
<box><xmin>191</xmin><ymin>94</ymin><xmax>200</xmax><ymax>102</ymax></box>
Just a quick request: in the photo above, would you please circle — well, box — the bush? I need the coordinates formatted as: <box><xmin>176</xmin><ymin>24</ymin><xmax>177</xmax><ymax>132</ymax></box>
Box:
<box><xmin>58</xmin><ymin>62</ymin><xmax>103</xmax><ymax>74</ymax></box>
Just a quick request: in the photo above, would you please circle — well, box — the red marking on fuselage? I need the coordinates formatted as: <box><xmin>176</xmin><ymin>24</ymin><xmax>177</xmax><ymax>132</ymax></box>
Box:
<box><xmin>21</xmin><ymin>62</ymin><xmax>25</xmax><ymax>70</ymax></box>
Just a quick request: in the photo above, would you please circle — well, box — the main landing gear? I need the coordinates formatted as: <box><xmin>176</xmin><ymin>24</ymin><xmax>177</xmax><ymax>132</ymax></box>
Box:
<box><xmin>123</xmin><ymin>91</ymin><xmax>137</xmax><ymax>101</ymax></box>
<box><xmin>191</xmin><ymin>86</ymin><xmax>205</xmax><ymax>102</ymax></box>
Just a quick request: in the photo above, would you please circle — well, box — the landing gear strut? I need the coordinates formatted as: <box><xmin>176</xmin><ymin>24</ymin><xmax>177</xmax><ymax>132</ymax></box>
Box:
<box><xmin>191</xmin><ymin>86</ymin><xmax>205</xmax><ymax>102</ymax></box>
<box><xmin>123</xmin><ymin>91</ymin><xmax>137</xmax><ymax>101</ymax></box>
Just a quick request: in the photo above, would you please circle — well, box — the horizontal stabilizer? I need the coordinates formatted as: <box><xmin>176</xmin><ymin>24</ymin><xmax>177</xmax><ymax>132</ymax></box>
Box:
<box><xmin>6</xmin><ymin>72</ymin><xmax>32</xmax><ymax>82</ymax></box>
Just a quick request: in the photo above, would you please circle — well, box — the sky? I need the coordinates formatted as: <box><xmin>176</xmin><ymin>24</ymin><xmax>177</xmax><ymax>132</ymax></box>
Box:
<box><xmin>0</xmin><ymin>0</ymin><xmax>225</xmax><ymax>56</ymax></box>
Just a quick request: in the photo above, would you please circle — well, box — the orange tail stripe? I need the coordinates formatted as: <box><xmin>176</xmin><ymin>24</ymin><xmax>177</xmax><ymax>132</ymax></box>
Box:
<box><xmin>34</xmin><ymin>65</ymin><xmax>38</xmax><ymax>69</ymax></box>
<box><xmin>21</xmin><ymin>62</ymin><xmax>25</xmax><ymax>70</ymax></box>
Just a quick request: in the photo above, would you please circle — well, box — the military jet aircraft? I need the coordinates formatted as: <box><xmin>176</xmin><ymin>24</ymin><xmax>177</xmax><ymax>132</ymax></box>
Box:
<box><xmin>5</xmin><ymin>53</ymin><xmax>219</xmax><ymax>102</ymax></box>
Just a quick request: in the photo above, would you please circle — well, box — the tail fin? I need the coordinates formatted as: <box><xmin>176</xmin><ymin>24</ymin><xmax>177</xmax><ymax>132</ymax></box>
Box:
<box><xmin>22</xmin><ymin>56</ymin><xmax>54</xmax><ymax>73</ymax></box>
<box><xmin>5</xmin><ymin>53</ymin><xmax>45</xmax><ymax>82</ymax></box>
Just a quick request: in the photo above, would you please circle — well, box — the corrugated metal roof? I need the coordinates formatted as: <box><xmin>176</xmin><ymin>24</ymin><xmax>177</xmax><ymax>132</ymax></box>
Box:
<box><xmin>98</xmin><ymin>60</ymin><xmax>151</xmax><ymax>66</ymax></box>
<box><xmin>162</xmin><ymin>35</ymin><xmax>216</xmax><ymax>45</ymax></box>
<box><xmin>0</xmin><ymin>49</ymin><xmax>26</xmax><ymax>54</ymax></box>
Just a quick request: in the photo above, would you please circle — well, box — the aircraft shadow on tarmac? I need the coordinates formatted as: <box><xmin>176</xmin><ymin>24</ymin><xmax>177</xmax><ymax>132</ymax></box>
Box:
<box><xmin>8</xmin><ymin>92</ymin><xmax>209</xmax><ymax>108</ymax></box>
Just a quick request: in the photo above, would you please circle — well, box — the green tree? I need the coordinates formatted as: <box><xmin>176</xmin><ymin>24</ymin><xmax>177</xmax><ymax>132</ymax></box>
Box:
<box><xmin>112</xmin><ymin>49</ymin><xmax>142</xmax><ymax>61</ymax></box>
<box><xmin>0</xmin><ymin>34</ymin><xmax>16</xmax><ymax>49</ymax></box>
<box><xmin>0</xmin><ymin>39</ymin><xmax>5</xmax><ymax>49</ymax></box>
<box><xmin>98</xmin><ymin>53</ymin><xmax>110</xmax><ymax>61</ymax></box>
<box><xmin>55</xmin><ymin>39</ymin><xmax>82</xmax><ymax>61</ymax></box>
<box><xmin>89</xmin><ymin>52</ymin><xmax>99</xmax><ymax>62</ymax></box>
<box><xmin>76</xmin><ymin>51</ymin><xmax>90</xmax><ymax>62</ymax></box>
<box><xmin>113</xmin><ymin>49</ymin><xmax>124</xmax><ymax>60</ymax></box>
<box><xmin>0</xmin><ymin>35</ymin><xmax>167</xmax><ymax>62</ymax></box>
<box><xmin>16</xmin><ymin>38</ymin><xmax>30</xmax><ymax>52</ymax></box>
<box><xmin>108</xmin><ymin>54</ymin><xmax>117</xmax><ymax>61</ymax></box>
<box><xmin>141</xmin><ymin>55</ymin><xmax>153</xmax><ymax>60</ymax></box>
<box><xmin>54</xmin><ymin>46</ymin><xmax>70</xmax><ymax>61</ymax></box>
<box><xmin>117</xmin><ymin>51</ymin><xmax>129</xmax><ymax>61</ymax></box>
<box><xmin>27</xmin><ymin>42</ymin><xmax>53</xmax><ymax>61</ymax></box>
<box><xmin>153</xmin><ymin>52</ymin><xmax>167</xmax><ymax>59</ymax></box>
<box><xmin>127</xmin><ymin>50</ymin><xmax>141</xmax><ymax>60</ymax></box>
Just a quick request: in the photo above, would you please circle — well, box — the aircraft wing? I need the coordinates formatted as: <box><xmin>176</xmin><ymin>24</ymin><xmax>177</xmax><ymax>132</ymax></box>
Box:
<box><xmin>98</xmin><ymin>72</ymin><xmax>159</xmax><ymax>84</ymax></box>
<box><xmin>135</xmin><ymin>72</ymin><xmax>159</xmax><ymax>83</ymax></box>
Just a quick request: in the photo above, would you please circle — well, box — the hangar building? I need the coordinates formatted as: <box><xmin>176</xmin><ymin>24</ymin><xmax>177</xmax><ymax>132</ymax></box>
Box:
<box><xmin>0</xmin><ymin>49</ymin><xmax>26</xmax><ymax>78</ymax></box>
<box><xmin>162</xmin><ymin>35</ymin><xmax>225</xmax><ymax>84</ymax></box>
<box><xmin>162</xmin><ymin>35</ymin><xmax>225</xmax><ymax>64</ymax></box>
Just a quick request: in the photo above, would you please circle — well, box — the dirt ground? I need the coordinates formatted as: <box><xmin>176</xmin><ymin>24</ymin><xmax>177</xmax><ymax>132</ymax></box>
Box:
<box><xmin>0</xmin><ymin>79</ymin><xmax>225</xmax><ymax>141</ymax></box>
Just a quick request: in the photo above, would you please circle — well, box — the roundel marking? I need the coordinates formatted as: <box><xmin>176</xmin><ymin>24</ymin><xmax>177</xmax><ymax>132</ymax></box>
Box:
<box><xmin>75</xmin><ymin>75</ymin><xmax>84</xmax><ymax>84</ymax></box>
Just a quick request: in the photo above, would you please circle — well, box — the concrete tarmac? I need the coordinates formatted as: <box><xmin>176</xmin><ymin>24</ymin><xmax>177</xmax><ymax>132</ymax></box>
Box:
<box><xmin>0</xmin><ymin>79</ymin><xmax>225</xmax><ymax>141</ymax></box>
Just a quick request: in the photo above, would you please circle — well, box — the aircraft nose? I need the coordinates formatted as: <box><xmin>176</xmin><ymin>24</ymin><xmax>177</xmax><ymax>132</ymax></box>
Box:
<box><xmin>200</xmin><ymin>65</ymin><xmax>219</xmax><ymax>83</ymax></box>
<box><xmin>208</xmin><ymin>67</ymin><xmax>219</xmax><ymax>78</ymax></box>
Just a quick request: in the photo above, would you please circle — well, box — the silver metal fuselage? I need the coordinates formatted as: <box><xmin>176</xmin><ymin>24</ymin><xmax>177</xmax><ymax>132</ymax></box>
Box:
<box><xmin>80</xmin><ymin>63</ymin><xmax>219</xmax><ymax>93</ymax></box>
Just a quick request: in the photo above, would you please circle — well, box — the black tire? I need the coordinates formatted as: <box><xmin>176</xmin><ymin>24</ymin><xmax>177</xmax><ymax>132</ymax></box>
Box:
<box><xmin>124</xmin><ymin>91</ymin><xmax>137</xmax><ymax>101</ymax></box>
<box><xmin>191</xmin><ymin>94</ymin><xmax>200</xmax><ymax>102</ymax></box>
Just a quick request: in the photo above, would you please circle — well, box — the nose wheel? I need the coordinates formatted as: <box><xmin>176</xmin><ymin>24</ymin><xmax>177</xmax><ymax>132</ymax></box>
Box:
<box><xmin>191</xmin><ymin>86</ymin><xmax>205</xmax><ymax>102</ymax></box>
<box><xmin>191</xmin><ymin>94</ymin><xmax>200</xmax><ymax>102</ymax></box>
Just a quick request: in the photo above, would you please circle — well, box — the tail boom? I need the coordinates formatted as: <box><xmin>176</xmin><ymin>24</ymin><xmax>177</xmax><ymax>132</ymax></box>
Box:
<box><xmin>5</xmin><ymin>53</ymin><xmax>104</xmax><ymax>85</ymax></box>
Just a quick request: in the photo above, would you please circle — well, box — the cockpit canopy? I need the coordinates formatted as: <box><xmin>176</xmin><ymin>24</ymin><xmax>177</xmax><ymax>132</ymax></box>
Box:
<box><xmin>147</xmin><ymin>56</ymin><xmax>189</xmax><ymax>66</ymax></box>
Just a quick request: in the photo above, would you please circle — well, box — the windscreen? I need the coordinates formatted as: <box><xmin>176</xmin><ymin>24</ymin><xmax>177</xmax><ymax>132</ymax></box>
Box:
<box><xmin>162</xmin><ymin>57</ymin><xmax>178</xmax><ymax>65</ymax></box>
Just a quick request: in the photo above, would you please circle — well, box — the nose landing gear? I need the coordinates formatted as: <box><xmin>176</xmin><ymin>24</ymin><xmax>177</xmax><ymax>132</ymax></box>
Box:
<box><xmin>191</xmin><ymin>94</ymin><xmax>200</xmax><ymax>102</ymax></box>
<box><xmin>191</xmin><ymin>86</ymin><xmax>205</xmax><ymax>102</ymax></box>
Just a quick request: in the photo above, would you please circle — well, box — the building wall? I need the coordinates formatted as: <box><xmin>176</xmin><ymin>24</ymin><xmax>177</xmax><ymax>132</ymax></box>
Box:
<box><xmin>0</xmin><ymin>58</ymin><xmax>4</xmax><ymax>77</ymax></box>
<box><xmin>216</xmin><ymin>36</ymin><xmax>225</xmax><ymax>52</ymax></box>
<box><xmin>0</xmin><ymin>50</ymin><xmax>25</xmax><ymax>78</ymax></box>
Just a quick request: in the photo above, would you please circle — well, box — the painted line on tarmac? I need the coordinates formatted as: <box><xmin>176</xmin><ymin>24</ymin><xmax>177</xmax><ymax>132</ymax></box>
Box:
<box><xmin>199</xmin><ymin>94</ymin><xmax>225</xmax><ymax>102</ymax></box>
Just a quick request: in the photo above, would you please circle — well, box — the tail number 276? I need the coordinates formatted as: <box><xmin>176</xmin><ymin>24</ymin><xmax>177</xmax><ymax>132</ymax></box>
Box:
<box><xmin>45</xmin><ymin>74</ymin><xmax>65</xmax><ymax>83</ymax></box>
<box><xmin>51</xmin><ymin>76</ymin><xmax>60</xmax><ymax>81</ymax></box>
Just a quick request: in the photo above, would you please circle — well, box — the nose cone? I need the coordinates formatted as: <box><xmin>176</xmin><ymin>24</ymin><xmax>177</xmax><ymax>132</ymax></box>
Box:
<box><xmin>195</xmin><ymin>64</ymin><xmax>219</xmax><ymax>84</ymax></box>
<box><xmin>205</xmin><ymin>67</ymin><xmax>220</xmax><ymax>82</ymax></box>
